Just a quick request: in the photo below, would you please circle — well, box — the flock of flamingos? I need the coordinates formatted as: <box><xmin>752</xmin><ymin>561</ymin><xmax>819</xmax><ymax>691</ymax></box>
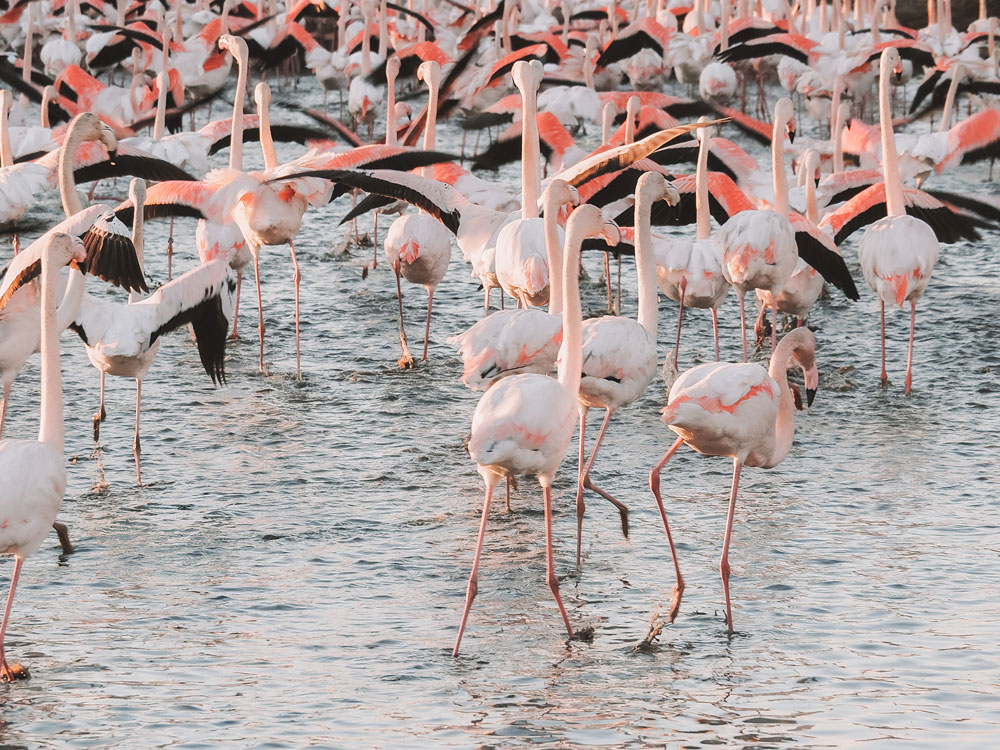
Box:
<box><xmin>0</xmin><ymin>0</ymin><xmax>997</xmax><ymax>677</ymax></box>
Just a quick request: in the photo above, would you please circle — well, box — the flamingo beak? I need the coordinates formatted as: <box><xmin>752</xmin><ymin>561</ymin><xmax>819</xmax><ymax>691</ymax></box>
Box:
<box><xmin>806</xmin><ymin>387</ymin><xmax>817</xmax><ymax>407</ymax></box>
<box><xmin>601</xmin><ymin>220</ymin><xmax>622</xmax><ymax>246</ymax></box>
<box><xmin>108</xmin><ymin>147</ymin><xmax>117</xmax><ymax>166</ymax></box>
<box><xmin>787</xmin><ymin>125</ymin><xmax>796</xmax><ymax>143</ymax></box>
<box><xmin>804</xmin><ymin>364</ymin><xmax>819</xmax><ymax>407</ymax></box>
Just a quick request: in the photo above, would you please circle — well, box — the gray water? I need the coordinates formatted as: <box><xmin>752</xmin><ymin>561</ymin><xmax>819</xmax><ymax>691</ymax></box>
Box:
<box><xmin>1</xmin><ymin>78</ymin><xmax>999</xmax><ymax>748</ymax></box>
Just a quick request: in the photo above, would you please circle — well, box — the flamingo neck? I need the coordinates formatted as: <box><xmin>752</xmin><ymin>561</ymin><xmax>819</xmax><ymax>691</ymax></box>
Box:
<box><xmin>154</xmin><ymin>77</ymin><xmax>168</xmax><ymax>140</ymax></box>
<box><xmin>720</xmin><ymin>0</ymin><xmax>730</xmax><ymax>50</ymax></box>
<box><xmin>422</xmin><ymin>80</ymin><xmax>438</xmax><ymax>176</ymax></box>
<box><xmin>386</xmin><ymin>74</ymin><xmax>397</xmax><ymax>147</ymax></box>
<box><xmin>557</xmin><ymin>223</ymin><xmax>584</xmax><ymax>396</ymax></box>
<box><xmin>230</xmin><ymin>53</ymin><xmax>247</xmax><ymax>171</ymax></box>
<box><xmin>129</xmin><ymin>197</ymin><xmax>145</xmax><ymax>303</ymax></box>
<box><xmin>0</xmin><ymin>101</ymin><xmax>12</xmax><ymax>168</ymax></box>
<box><xmin>38</xmin><ymin>245</ymin><xmax>64</xmax><ymax>453</ymax></box>
<box><xmin>55</xmin><ymin>268</ymin><xmax>86</xmax><ymax>332</ymax></box>
<box><xmin>878</xmin><ymin>57</ymin><xmax>905</xmax><ymax>217</ymax></box>
<box><xmin>804</xmin><ymin>163</ymin><xmax>818</xmax><ymax>224</ymax></box>
<box><xmin>23</xmin><ymin>5</ymin><xmax>33</xmax><ymax>97</ymax></box>
<box><xmin>542</xmin><ymin>194</ymin><xmax>564</xmax><ymax>315</ymax></box>
<box><xmin>258</xmin><ymin>96</ymin><xmax>278</xmax><ymax>170</ymax></box>
<box><xmin>981</xmin><ymin>0</ymin><xmax>987</xmax><ymax>21</ymax></box>
<box><xmin>765</xmin><ymin>334</ymin><xmax>799</xmax><ymax>468</ymax></box>
<box><xmin>519</xmin><ymin>85</ymin><xmax>540</xmax><ymax>220</ymax></box>
<box><xmin>362</xmin><ymin>21</ymin><xmax>372</xmax><ymax>76</ymax></box>
<box><xmin>175</xmin><ymin>4</ymin><xmax>184</xmax><ymax>47</ymax></box>
<box><xmin>771</xmin><ymin>115</ymin><xmax>790</xmax><ymax>216</ymax></box>
<box><xmin>41</xmin><ymin>87</ymin><xmax>53</xmax><ymax>128</ymax></box>
<box><xmin>58</xmin><ymin>118</ymin><xmax>86</xmax><ymax>217</ymax></box>
<box><xmin>634</xmin><ymin>189</ymin><xmax>658</xmax><ymax>337</ymax></box>
<box><xmin>940</xmin><ymin>67</ymin><xmax>962</xmax><ymax>131</ymax></box>
<box><xmin>695</xmin><ymin>133</ymin><xmax>711</xmax><ymax>239</ymax></box>
<box><xmin>378</xmin><ymin>0</ymin><xmax>388</xmax><ymax>56</ymax></box>
<box><xmin>67</xmin><ymin>0</ymin><xmax>78</xmax><ymax>42</ymax></box>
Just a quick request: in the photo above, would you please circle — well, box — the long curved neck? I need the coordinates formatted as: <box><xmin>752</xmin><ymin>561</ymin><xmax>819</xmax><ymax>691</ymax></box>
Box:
<box><xmin>765</xmin><ymin>340</ymin><xmax>796</xmax><ymax>468</ymax></box>
<box><xmin>519</xmin><ymin>84</ymin><xmax>540</xmax><ymax>219</ymax></box>
<box><xmin>38</xmin><ymin>248</ymin><xmax>64</xmax><ymax>453</ymax></box>
<box><xmin>58</xmin><ymin>119</ymin><xmax>87</xmax><ymax>217</ymax></box>
<box><xmin>634</xmin><ymin>189</ymin><xmax>658</xmax><ymax>337</ymax></box>
<box><xmin>940</xmin><ymin>67</ymin><xmax>962</xmax><ymax>131</ymax></box>
<box><xmin>542</xmin><ymin>194</ymin><xmax>564</xmax><ymax>315</ymax></box>
<box><xmin>720</xmin><ymin>0</ymin><xmax>730</xmax><ymax>50</ymax></box>
<box><xmin>879</xmin><ymin>58</ymin><xmax>905</xmax><ymax>217</ymax></box>
<box><xmin>771</xmin><ymin>114</ymin><xmax>790</xmax><ymax>216</ymax></box>
<box><xmin>22</xmin><ymin>5</ymin><xmax>34</xmax><ymax>104</ymax></box>
<box><xmin>56</xmin><ymin>268</ymin><xmax>86</xmax><ymax>332</ymax></box>
<box><xmin>41</xmin><ymin>86</ymin><xmax>53</xmax><ymax>128</ymax></box>
<box><xmin>378</xmin><ymin>0</ymin><xmax>388</xmax><ymax>56</ymax></box>
<box><xmin>361</xmin><ymin>19</ymin><xmax>372</xmax><ymax>75</ymax></box>
<box><xmin>422</xmin><ymin>79</ymin><xmax>438</xmax><ymax>177</ymax></box>
<box><xmin>258</xmin><ymin>95</ymin><xmax>278</xmax><ymax>169</ymax></box>
<box><xmin>557</xmin><ymin>224</ymin><xmax>584</xmax><ymax>395</ymax></box>
<box><xmin>695</xmin><ymin>134</ymin><xmax>711</xmax><ymax>239</ymax></box>
<box><xmin>230</xmin><ymin>53</ymin><xmax>247</xmax><ymax>171</ymax></box>
<box><xmin>385</xmin><ymin>71</ymin><xmax>397</xmax><ymax>147</ymax></box>
<box><xmin>154</xmin><ymin>77</ymin><xmax>168</xmax><ymax>140</ymax></box>
<box><xmin>804</xmin><ymin>161</ymin><xmax>818</xmax><ymax>223</ymax></box>
<box><xmin>0</xmin><ymin>102</ymin><xmax>12</xmax><ymax>168</ymax></box>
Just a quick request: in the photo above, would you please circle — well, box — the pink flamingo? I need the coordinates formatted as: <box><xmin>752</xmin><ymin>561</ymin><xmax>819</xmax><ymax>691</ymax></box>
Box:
<box><xmin>454</xmin><ymin>204</ymin><xmax>621</xmax><ymax>656</ymax></box>
<box><xmin>0</xmin><ymin>232</ymin><xmax>84</xmax><ymax>682</ymax></box>
<box><xmin>860</xmin><ymin>47</ymin><xmax>940</xmax><ymax>395</ymax></box>
<box><xmin>648</xmin><ymin>326</ymin><xmax>819</xmax><ymax>635</ymax></box>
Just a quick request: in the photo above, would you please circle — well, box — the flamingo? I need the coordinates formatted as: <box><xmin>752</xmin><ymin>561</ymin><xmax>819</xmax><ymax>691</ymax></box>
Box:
<box><xmin>716</xmin><ymin>97</ymin><xmax>799</xmax><ymax>361</ymax></box>
<box><xmin>75</xmin><ymin>179</ymin><xmax>235</xmax><ymax>484</ymax></box>
<box><xmin>0</xmin><ymin>232</ymin><xmax>84</xmax><ymax>682</ymax></box>
<box><xmin>648</xmin><ymin>326</ymin><xmax>820</xmax><ymax>635</ymax></box>
<box><xmin>454</xmin><ymin>203</ymin><xmax>621</xmax><ymax>656</ymax></box>
<box><xmin>573</xmin><ymin>172</ymin><xmax>681</xmax><ymax>568</ymax></box>
<box><xmin>859</xmin><ymin>47</ymin><xmax>940</xmax><ymax>395</ymax></box>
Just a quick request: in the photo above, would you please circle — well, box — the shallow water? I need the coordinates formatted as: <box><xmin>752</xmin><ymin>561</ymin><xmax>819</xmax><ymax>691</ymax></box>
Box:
<box><xmin>1</xmin><ymin>77</ymin><xmax>999</xmax><ymax>749</ymax></box>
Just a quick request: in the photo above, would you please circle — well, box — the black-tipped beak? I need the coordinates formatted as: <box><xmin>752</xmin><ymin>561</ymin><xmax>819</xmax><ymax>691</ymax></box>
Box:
<box><xmin>893</xmin><ymin>71</ymin><xmax>903</xmax><ymax>84</ymax></box>
<box><xmin>108</xmin><ymin>148</ymin><xmax>117</xmax><ymax>167</ymax></box>
<box><xmin>788</xmin><ymin>128</ymin><xmax>796</xmax><ymax>144</ymax></box>
<box><xmin>806</xmin><ymin>388</ymin><xmax>817</xmax><ymax>407</ymax></box>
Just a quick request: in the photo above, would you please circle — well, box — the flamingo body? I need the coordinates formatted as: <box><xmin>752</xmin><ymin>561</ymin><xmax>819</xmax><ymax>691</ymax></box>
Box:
<box><xmin>858</xmin><ymin>215</ymin><xmax>939</xmax><ymax>308</ymax></box>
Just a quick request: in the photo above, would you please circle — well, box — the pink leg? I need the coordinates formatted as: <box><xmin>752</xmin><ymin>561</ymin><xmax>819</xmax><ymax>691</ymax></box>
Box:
<box><xmin>484</xmin><ymin>286</ymin><xmax>492</xmax><ymax>315</ymax></box>
<box><xmin>422</xmin><ymin>289</ymin><xmax>434</xmax><ymax>361</ymax></box>
<box><xmin>739</xmin><ymin>294</ymin><xmax>748</xmax><ymax>362</ymax></box>
<box><xmin>575</xmin><ymin>406</ymin><xmax>588</xmax><ymax>568</ymax></box>
<box><xmin>453</xmin><ymin>483</ymin><xmax>494</xmax><ymax>656</ymax></box>
<box><xmin>394</xmin><ymin>262</ymin><xmax>415</xmax><ymax>369</ymax></box>
<box><xmin>505</xmin><ymin>475</ymin><xmax>512</xmax><ymax>512</ymax></box>
<box><xmin>289</xmin><ymin>241</ymin><xmax>302</xmax><ymax>380</ymax></box>
<box><xmin>711</xmin><ymin>308</ymin><xmax>720</xmax><ymax>361</ymax></box>
<box><xmin>253</xmin><ymin>253</ymin><xmax>266</xmax><ymax>373</ymax></box>
<box><xmin>770</xmin><ymin>302</ymin><xmax>778</xmax><ymax>354</ymax></box>
<box><xmin>649</xmin><ymin>437</ymin><xmax>686</xmax><ymax>623</ymax></box>
<box><xmin>1</xmin><ymin>556</ymin><xmax>27</xmax><ymax>682</ymax></box>
<box><xmin>133</xmin><ymin>378</ymin><xmax>142</xmax><ymax>486</ymax></box>
<box><xmin>578</xmin><ymin>409</ymin><xmax>629</xmax><ymax>544</ymax></box>
<box><xmin>880</xmin><ymin>299</ymin><xmax>888</xmax><ymax>388</ymax></box>
<box><xmin>603</xmin><ymin>252</ymin><xmax>613</xmax><ymax>312</ymax></box>
<box><xmin>93</xmin><ymin>372</ymin><xmax>106</xmax><ymax>441</ymax></box>
<box><xmin>167</xmin><ymin>216</ymin><xmax>175</xmax><ymax>281</ymax></box>
<box><xmin>0</xmin><ymin>382</ymin><xmax>9</xmax><ymax>438</ymax></box>
<box><xmin>543</xmin><ymin>483</ymin><xmax>574</xmax><ymax>639</ymax></box>
<box><xmin>674</xmin><ymin>285</ymin><xmax>685</xmax><ymax>364</ymax></box>
<box><xmin>230</xmin><ymin>270</ymin><xmax>242</xmax><ymax>340</ymax></box>
<box><xmin>372</xmin><ymin>212</ymin><xmax>379</xmax><ymax>271</ymax></box>
<box><xmin>720</xmin><ymin>458</ymin><xmax>742</xmax><ymax>635</ymax></box>
<box><xmin>905</xmin><ymin>300</ymin><xmax>915</xmax><ymax>395</ymax></box>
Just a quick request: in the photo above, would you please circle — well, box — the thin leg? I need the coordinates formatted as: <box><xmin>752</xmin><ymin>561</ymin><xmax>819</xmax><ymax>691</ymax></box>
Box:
<box><xmin>711</xmin><ymin>308</ymin><xmax>720</xmax><ymax>361</ymax></box>
<box><xmin>254</xmin><ymin>252</ymin><xmax>266</xmax><ymax>373</ymax></box>
<box><xmin>422</xmin><ymin>288</ymin><xmax>434</xmax><ymax>361</ymax></box>
<box><xmin>0</xmin><ymin>556</ymin><xmax>27</xmax><ymax>682</ymax></box>
<box><xmin>770</xmin><ymin>301</ymin><xmax>778</xmax><ymax>354</ymax></box>
<box><xmin>52</xmin><ymin>522</ymin><xmax>74</xmax><ymax>554</ymax></box>
<box><xmin>289</xmin><ymin>241</ymin><xmax>302</xmax><ymax>380</ymax></box>
<box><xmin>603</xmin><ymin>253</ymin><xmax>613</xmax><ymax>313</ymax></box>
<box><xmin>543</xmin><ymin>483</ymin><xmax>574</xmax><ymax>639</ymax></box>
<box><xmin>93</xmin><ymin>372</ymin><xmax>106</xmax><ymax>441</ymax></box>
<box><xmin>905</xmin><ymin>299</ymin><xmax>915</xmax><ymax>395</ymax></box>
<box><xmin>372</xmin><ymin>212</ymin><xmax>379</xmax><ymax>271</ymax></box>
<box><xmin>133</xmin><ymin>379</ymin><xmax>142</xmax><ymax>486</ymax></box>
<box><xmin>394</xmin><ymin>262</ymin><xmax>415</xmax><ymax>369</ymax></box>
<box><xmin>720</xmin><ymin>459</ymin><xmax>742</xmax><ymax>636</ymax></box>
<box><xmin>230</xmin><ymin>270</ymin><xmax>242</xmax><ymax>340</ymax></box>
<box><xmin>575</xmin><ymin>406</ymin><xmax>588</xmax><ymax>568</ymax></box>
<box><xmin>505</xmin><ymin>475</ymin><xmax>512</xmax><ymax>512</ymax></box>
<box><xmin>579</xmin><ymin>409</ymin><xmax>629</xmax><ymax>543</ymax></box>
<box><xmin>615</xmin><ymin>254</ymin><xmax>622</xmax><ymax>315</ymax></box>
<box><xmin>648</xmin><ymin>436</ymin><xmax>686</xmax><ymax>623</ymax></box>
<box><xmin>880</xmin><ymin>299</ymin><xmax>888</xmax><ymax>388</ymax></box>
<box><xmin>484</xmin><ymin>285</ymin><xmax>491</xmax><ymax>315</ymax></box>
<box><xmin>0</xmin><ymin>382</ymin><xmax>9</xmax><ymax>438</ymax></box>
<box><xmin>739</xmin><ymin>294</ymin><xmax>748</xmax><ymax>362</ymax></box>
<box><xmin>167</xmin><ymin>216</ymin><xmax>175</xmax><ymax>280</ymax></box>
<box><xmin>452</xmin><ymin>483</ymin><xmax>494</xmax><ymax>656</ymax></box>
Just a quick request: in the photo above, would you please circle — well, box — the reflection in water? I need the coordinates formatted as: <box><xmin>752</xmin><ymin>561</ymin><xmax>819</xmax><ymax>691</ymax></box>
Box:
<box><xmin>0</xmin><ymin>76</ymin><xmax>997</xmax><ymax>749</ymax></box>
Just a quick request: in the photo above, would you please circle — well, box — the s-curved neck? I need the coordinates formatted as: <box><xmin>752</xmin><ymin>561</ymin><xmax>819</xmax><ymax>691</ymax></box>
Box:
<box><xmin>695</xmin><ymin>132</ymin><xmax>711</xmax><ymax>239</ymax></box>
<box><xmin>258</xmin><ymin>93</ymin><xmax>278</xmax><ymax>170</ymax></box>
<box><xmin>765</xmin><ymin>335</ymin><xmax>797</xmax><ymax>468</ymax></box>
<box><xmin>154</xmin><ymin>76</ymin><xmax>168</xmax><ymax>141</ymax></box>
<box><xmin>557</xmin><ymin>222</ymin><xmax>584</xmax><ymax>396</ymax></box>
<box><xmin>542</xmin><ymin>193</ymin><xmax>564</xmax><ymax>315</ymax></box>
<box><xmin>519</xmin><ymin>84</ymin><xmax>540</xmax><ymax>219</ymax></box>
<box><xmin>56</xmin><ymin>268</ymin><xmax>86</xmax><ymax>332</ymax></box>
<box><xmin>634</xmin><ymin>187</ymin><xmax>658</xmax><ymax>337</ymax></box>
<box><xmin>878</xmin><ymin>55</ymin><xmax>905</xmax><ymax>217</ymax></box>
<box><xmin>771</xmin><ymin>112</ymin><xmax>790</xmax><ymax>216</ymax></box>
<box><xmin>58</xmin><ymin>117</ymin><xmax>88</xmax><ymax>218</ymax></box>
<box><xmin>39</xmin><ymin>247</ymin><xmax>64</xmax><ymax>452</ymax></box>
<box><xmin>230</xmin><ymin>51</ymin><xmax>247</xmax><ymax>171</ymax></box>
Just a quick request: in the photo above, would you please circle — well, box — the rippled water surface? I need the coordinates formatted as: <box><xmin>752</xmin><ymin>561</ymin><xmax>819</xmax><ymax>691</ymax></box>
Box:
<box><xmin>2</xmin><ymin>78</ymin><xmax>999</xmax><ymax>748</ymax></box>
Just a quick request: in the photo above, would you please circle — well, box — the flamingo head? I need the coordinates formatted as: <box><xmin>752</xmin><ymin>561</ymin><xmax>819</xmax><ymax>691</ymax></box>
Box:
<box><xmin>785</xmin><ymin>327</ymin><xmax>819</xmax><ymax>407</ymax></box>
<box><xmin>775</xmin><ymin>97</ymin><xmax>796</xmax><ymax>143</ymax></box>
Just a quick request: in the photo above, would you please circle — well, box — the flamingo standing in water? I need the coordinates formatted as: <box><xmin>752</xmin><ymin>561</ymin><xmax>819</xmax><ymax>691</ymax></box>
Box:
<box><xmin>454</xmin><ymin>204</ymin><xmax>621</xmax><ymax>656</ymax></box>
<box><xmin>716</xmin><ymin>98</ymin><xmax>799</xmax><ymax>361</ymax></box>
<box><xmin>859</xmin><ymin>47</ymin><xmax>940</xmax><ymax>395</ymax></box>
<box><xmin>0</xmin><ymin>232</ymin><xmax>84</xmax><ymax>682</ymax></box>
<box><xmin>648</xmin><ymin>327</ymin><xmax>819</xmax><ymax>635</ymax></box>
<box><xmin>573</xmin><ymin>172</ymin><xmax>681</xmax><ymax>568</ymax></box>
